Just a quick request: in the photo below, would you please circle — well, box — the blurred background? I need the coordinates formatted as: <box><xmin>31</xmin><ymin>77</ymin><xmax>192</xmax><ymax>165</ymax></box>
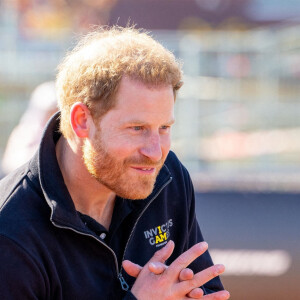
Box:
<box><xmin>0</xmin><ymin>0</ymin><xmax>299</xmax><ymax>299</ymax></box>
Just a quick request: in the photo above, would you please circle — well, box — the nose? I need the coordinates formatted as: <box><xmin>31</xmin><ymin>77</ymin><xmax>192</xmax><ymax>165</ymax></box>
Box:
<box><xmin>140</xmin><ymin>133</ymin><xmax>163</xmax><ymax>162</ymax></box>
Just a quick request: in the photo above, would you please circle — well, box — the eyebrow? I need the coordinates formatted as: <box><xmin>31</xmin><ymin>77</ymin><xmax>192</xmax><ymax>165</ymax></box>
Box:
<box><xmin>164</xmin><ymin>119</ymin><xmax>175</xmax><ymax>126</ymax></box>
<box><xmin>122</xmin><ymin>118</ymin><xmax>175</xmax><ymax>126</ymax></box>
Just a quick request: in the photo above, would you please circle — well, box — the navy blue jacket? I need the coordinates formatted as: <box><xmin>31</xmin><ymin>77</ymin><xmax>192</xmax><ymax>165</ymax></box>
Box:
<box><xmin>0</xmin><ymin>113</ymin><xmax>223</xmax><ymax>299</ymax></box>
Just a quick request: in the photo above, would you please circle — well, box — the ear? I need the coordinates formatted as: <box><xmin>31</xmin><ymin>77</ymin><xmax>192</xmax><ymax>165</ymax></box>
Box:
<box><xmin>70</xmin><ymin>102</ymin><xmax>91</xmax><ymax>138</ymax></box>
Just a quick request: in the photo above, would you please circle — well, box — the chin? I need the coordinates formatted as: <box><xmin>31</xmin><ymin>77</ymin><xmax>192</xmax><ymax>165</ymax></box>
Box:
<box><xmin>117</xmin><ymin>184</ymin><xmax>154</xmax><ymax>200</ymax></box>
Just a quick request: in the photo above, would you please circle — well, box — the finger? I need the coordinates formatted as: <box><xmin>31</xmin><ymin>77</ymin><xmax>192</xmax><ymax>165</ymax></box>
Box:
<box><xmin>168</xmin><ymin>242</ymin><xmax>208</xmax><ymax>276</ymax></box>
<box><xmin>187</xmin><ymin>287</ymin><xmax>204</xmax><ymax>298</ymax></box>
<box><xmin>148</xmin><ymin>262</ymin><xmax>167</xmax><ymax>275</ymax></box>
<box><xmin>148</xmin><ymin>240</ymin><xmax>175</xmax><ymax>264</ymax></box>
<box><xmin>202</xmin><ymin>290</ymin><xmax>230</xmax><ymax>299</ymax></box>
<box><xmin>122</xmin><ymin>260</ymin><xmax>143</xmax><ymax>278</ymax></box>
<box><xmin>123</xmin><ymin>241</ymin><xmax>174</xmax><ymax>278</ymax></box>
<box><xmin>179</xmin><ymin>268</ymin><xmax>194</xmax><ymax>281</ymax></box>
<box><xmin>178</xmin><ymin>264</ymin><xmax>225</xmax><ymax>295</ymax></box>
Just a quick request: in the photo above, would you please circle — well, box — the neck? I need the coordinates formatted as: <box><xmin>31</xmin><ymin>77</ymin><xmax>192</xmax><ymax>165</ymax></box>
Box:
<box><xmin>55</xmin><ymin>136</ymin><xmax>116</xmax><ymax>229</ymax></box>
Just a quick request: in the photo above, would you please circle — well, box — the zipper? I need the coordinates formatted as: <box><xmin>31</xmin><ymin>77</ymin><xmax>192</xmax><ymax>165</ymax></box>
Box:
<box><xmin>51</xmin><ymin>222</ymin><xmax>121</xmax><ymax>278</ymax></box>
<box><xmin>118</xmin><ymin>273</ymin><xmax>129</xmax><ymax>291</ymax></box>
<box><xmin>51</xmin><ymin>176</ymin><xmax>172</xmax><ymax>292</ymax></box>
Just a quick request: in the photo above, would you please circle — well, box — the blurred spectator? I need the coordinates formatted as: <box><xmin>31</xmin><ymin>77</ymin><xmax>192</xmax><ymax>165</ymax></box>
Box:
<box><xmin>69</xmin><ymin>0</ymin><xmax>118</xmax><ymax>33</ymax></box>
<box><xmin>5</xmin><ymin>0</ymin><xmax>118</xmax><ymax>39</ymax></box>
<box><xmin>1</xmin><ymin>81</ymin><xmax>58</xmax><ymax>174</ymax></box>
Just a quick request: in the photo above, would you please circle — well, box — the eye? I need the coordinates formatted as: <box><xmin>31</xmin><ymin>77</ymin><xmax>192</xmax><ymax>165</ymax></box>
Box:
<box><xmin>132</xmin><ymin>126</ymin><xmax>143</xmax><ymax>131</ymax></box>
<box><xmin>160</xmin><ymin>125</ymin><xmax>171</xmax><ymax>133</ymax></box>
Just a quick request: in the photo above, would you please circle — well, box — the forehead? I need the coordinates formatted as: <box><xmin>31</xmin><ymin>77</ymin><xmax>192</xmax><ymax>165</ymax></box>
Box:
<box><xmin>106</xmin><ymin>77</ymin><xmax>175</xmax><ymax>123</ymax></box>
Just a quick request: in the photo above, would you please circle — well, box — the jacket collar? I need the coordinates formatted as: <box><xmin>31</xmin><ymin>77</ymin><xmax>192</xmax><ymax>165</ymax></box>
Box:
<box><xmin>31</xmin><ymin>112</ymin><xmax>172</xmax><ymax>230</ymax></box>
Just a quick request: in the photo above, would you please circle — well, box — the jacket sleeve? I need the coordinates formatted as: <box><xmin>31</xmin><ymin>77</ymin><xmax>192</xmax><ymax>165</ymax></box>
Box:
<box><xmin>0</xmin><ymin>234</ymin><xmax>46</xmax><ymax>299</ymax></box>
<box><xmin>184</xmin><ymin>173</ymin><xmax>225</xmax><ymax>294</ymax></box>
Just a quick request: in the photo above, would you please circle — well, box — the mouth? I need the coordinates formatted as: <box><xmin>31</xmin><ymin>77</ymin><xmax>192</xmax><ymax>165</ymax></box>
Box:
<box><xmin>130</xmin><ymin>166</ymin><xmax>156</xmax><ymax>174</ymax></box>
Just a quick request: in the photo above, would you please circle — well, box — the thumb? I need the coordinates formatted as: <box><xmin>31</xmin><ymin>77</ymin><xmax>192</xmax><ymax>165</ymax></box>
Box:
<box><xmin>148</xmin><ymin>262</ymin><xmax>167</xmax><ymax>274</ymax></box>
<box><xmin>149</xmin><ymin>240</ymin><xmax>175</xmax><ymax>264</ymax></box>
<box><xmin>122</xmin><ymin>260</ymin><xmax>143</xmax><ymax>278</ymax></box>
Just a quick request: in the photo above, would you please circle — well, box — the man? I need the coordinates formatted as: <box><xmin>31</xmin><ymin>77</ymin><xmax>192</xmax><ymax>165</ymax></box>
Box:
<box><xmin>0</xmin><ymin>26</ymin><xmax>230</xmax><ymax>299</ymax></box>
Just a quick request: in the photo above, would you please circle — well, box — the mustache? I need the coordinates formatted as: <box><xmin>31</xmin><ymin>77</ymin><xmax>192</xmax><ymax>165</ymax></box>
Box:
<box><xmin>124</xmin><ymin>157</ymin><xmax>163</xmax><ymax>167</ymax></box>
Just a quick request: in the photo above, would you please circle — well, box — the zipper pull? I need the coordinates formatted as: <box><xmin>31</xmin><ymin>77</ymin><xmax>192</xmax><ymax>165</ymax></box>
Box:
<box><xmin>118</xmin><ymin>273</ymin><xmax>129</xmax><ymax>291</ymax></box>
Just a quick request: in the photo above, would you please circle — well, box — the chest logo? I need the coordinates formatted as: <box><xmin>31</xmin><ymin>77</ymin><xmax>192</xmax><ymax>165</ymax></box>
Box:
<box><xmin>143</xmin><ymin>219</ymin><xmax>173</xmax><ymax>247</ymax></box>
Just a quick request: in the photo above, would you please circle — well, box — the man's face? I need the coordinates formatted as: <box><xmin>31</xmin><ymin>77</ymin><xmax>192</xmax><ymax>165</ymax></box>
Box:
<box><xmin>83</xmin><ymin>77</ymin><xmax>175</xmax><ymax>200</ymax></box>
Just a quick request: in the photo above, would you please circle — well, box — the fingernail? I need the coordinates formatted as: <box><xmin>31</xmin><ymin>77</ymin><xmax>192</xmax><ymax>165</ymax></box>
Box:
<box><xmin>199</xmin><ymin>241</ymin><xmax>208</xmax><ymax>250</ymax></box>
<box><xmin>224</xmin><ymin>291</ymin><xmax>230</xmax><ymax>299</ymax></box>
<box><xmin>216</xmin><ymin>264</ymin><xmax>225</xmax><ymax>272</ymax></box>
<box><xmin>167</xmin><ymin>240</ymin><xmax>174</xmax><ymax>248</ymax></box>
<box><xmin>149</xmin><ymin>262</ymin><xmax>157</xmax><ymax>269</ymax></box>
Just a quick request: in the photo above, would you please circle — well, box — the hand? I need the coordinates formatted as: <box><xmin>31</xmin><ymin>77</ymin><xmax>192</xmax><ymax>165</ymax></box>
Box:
<box><xmin>122</xmin><ymin>241</ymin><xmax>230</xmax><ymax>300</ymax></box>
<box><xmin>149</xmin><ymin>263</ymin><xmax>204</xmax><ymax>299</ymax></box>
<box><xmin>124</xmin><ymin>249</ymin><xmax>203</xmax><ymax>298</ymax></box>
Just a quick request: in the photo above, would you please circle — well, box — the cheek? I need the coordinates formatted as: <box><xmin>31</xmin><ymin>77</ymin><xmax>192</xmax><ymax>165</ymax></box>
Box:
<box><xmin>101</xmin><ymin>130</ymin><xmax>138</xmax><ymax>154</ymax></box>
<box><xmin>161</xmin><ymin>136</ymin><xmax>171</xmax><ymax>156</ymax></box>
<box><xmin>107</xmin><ymin>139</ymin><xmax>140</xmax><ymax>159</ymax></box>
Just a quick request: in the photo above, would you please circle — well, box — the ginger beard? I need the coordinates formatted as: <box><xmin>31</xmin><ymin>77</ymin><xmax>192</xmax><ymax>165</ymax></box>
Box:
<box><xmin>82</xmin><ymin>130</ymin><xmax>165</xmax><ymax>200</ymax></box>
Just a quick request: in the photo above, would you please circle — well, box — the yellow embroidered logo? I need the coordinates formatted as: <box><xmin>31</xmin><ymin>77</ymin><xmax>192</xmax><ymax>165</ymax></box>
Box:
<box><xmin>144</xmin><ymin>219</ymin><xmax>173</xmax><ymax>247</ymax></box>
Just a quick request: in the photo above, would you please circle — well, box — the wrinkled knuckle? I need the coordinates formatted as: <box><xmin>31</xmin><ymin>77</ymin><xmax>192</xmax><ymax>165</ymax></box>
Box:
<box><xmin>211</xmin><ymin>266</ymin><xmax>220</xmax><ymax>277</ymax></box>
<box><xmin>156</xmin><ymin>275</ymin><xmax>169</xmax><ymax>288</ymax></box>
<box><xmin>176</xmin><ymin>254</ymin><xmax>188</xmax><ymax>266</ymax></box>
<box><xmin>185</xmin><ymin>278</ymin><xmax>196</xmax><ymax>290</ymax></box>
<box><xmin>153</xmin><ymin>248</ymin><xmax>163</xmax><ymax>259</ymax></box>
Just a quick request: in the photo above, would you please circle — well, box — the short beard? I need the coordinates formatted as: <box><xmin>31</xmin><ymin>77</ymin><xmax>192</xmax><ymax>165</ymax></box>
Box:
<box><xmin>82</xmin><ymin>131</ymin><xmax>164</xmax><ymax>200</ymax></box>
